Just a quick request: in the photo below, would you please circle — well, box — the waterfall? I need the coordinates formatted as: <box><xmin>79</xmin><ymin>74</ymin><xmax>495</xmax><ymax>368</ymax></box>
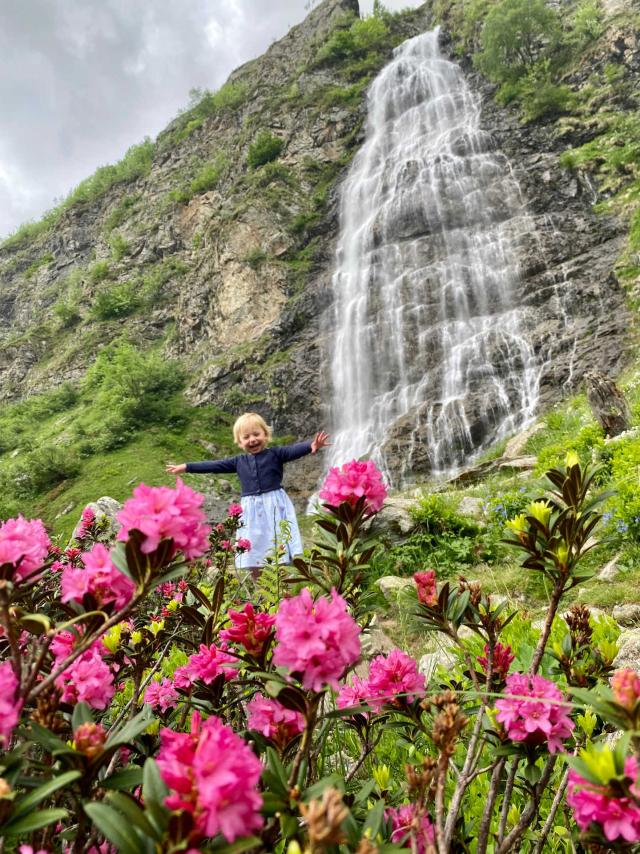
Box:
<box><xmin>327</xmin><ymin>29</ymin><xmax>540</xmax><ymax>483</ymax></box>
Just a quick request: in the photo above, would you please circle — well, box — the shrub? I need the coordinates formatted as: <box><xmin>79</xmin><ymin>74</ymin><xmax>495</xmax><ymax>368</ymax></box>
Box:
<box><xmin>53</xmin><ymin>300</ymin><xmax>81</xmax><ymax>328</ymax></box>
<box><xmin>88</xmin><ymin>261</ymin><xmax>111</xmax><ymax>285</ymax></box>
<box><xmin>109</xmin><ymin>233</ymin><xmax>130</xmax><ymax>261</ymax></box>
<box><xmin>170</xmin><ymin>153</ymin><xmax>229</xmax><ymax>204</ymax></box>
<box><xmin>247</xmin><ymin>131</ymin><xmax>284</xmax><ymax>169</ymax></box>
<box><xmin>316</xmin><ymin>15</ymin><xmax>389</xmax><ymax>65</ymax></box>
<box><xmin>104</xmin><ymin>193</ymin><xmax>139</xmax><ymax>233</ymax></box>
<box><xmin>9</xmin><ymin>444</ymin><xmax>81</xmax><ymax>498</ymax></box>
<box><xmin>90</xmin><ymin>281</ymin><xmax>142</xmax><ymax>320</ymax></box>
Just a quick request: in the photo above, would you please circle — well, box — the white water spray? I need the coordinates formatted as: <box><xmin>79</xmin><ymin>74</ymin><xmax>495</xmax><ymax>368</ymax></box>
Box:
<box><xmin>327</xmin><ymin>29</ymin><xmax>540</xmax><ymax>482</ymax></box>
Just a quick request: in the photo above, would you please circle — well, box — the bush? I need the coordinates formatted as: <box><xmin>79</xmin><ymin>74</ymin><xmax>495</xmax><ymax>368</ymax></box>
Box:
<box><xmin>9</xmin><ymin>444</ymin><xmax>81</xmax><ymax>498</ymax></box>
<box><xmin>109</xmin><ymin>234</ymin><xmax>130</xmax><ymax>261</ymax></box>
<box><xmin>247</xmin><ymin>131</ymin><xmax>284</xmax><ymax>170</ymax></box>
<box><xmin>169</xmin><ymin>154</ymin><xmax>229</xmax><ymax>204</ymax></box>
<box><xmin>88</xmin><ymin>261</ymin><xmax>111</xmax><ymax>284</ymax></box>
<box><xmin>316</xmin><ymin>15</ymin><xmax>389</xmax><ymax>65</ymax></box>
<box><xmin>53</xmin><ymin>300</ymin><xmax>81</xmax><ymax>328</ymax></box>
<box><xmin>90</xmin><ymin>281</ymin><xmax>142</xmax><ymax>320</ymax></box>
<box><xmin>104</xmin><ymin>193</ymin><xmax>139</xmax><ymax>233</ymax></box>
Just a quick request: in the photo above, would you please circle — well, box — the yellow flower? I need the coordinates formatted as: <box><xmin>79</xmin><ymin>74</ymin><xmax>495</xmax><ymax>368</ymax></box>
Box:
<box><xmin>372</xmin><ymin>765</ymin><xmax>391</xmax><ymax>791</ymax></box>
<box><xmin>565</xmin><ymin>450</ymin><xmax>580</xmax><ymax>469</ymax></box>
<box><xmin>165</xmin><ymin>599</ymin><xmax>179</xmax><ymax>612</ymax></box>
<box><xmin>506</xmin><ymin>513</ymin><xmax>527</xmax><ymax>534</ymax></box>
<box><xmin>527</xmin><ymin>501</ymin><xmax>551</xmax><ymax>525</ymax></box>
<box><xmin>103</xmin><ymin>623</ymin><xmax>123</xmax><ymax>654</ymax></box>
<box><xmin>131</xmin><ymin>630</ymin><xmax>143</xmax><ymax>645</ymax></box>
<box><xmin>149</xmin><ymin>619</ymin><xmax>165</xmax><ymax>636</ymax></box>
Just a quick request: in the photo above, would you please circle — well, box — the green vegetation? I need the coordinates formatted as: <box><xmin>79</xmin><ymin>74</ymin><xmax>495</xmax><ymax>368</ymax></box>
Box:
<box><xmin>169</xmin><ymin>153</ymin><xmax>230</xmax><ymax>204</ymax></box>
<box><xmin>161</xmin><ymin>82</ymin><xmax>249</xmax><ymax>147</ymax></box>
<box><xmin>316</xmin><ymin>14</ymin><xmax>390</xmax><ymax>67</ymax></box>
<box><xmin>103</xmin><ymin>193</ymin><xmax>140</xmax><ymax>233</ymax></box>
<box><xmin>246</xmin><ymin>131</ymin><xmax>284</xmax><ymax>170</ymax></box>
<box><xmin>2</xmin><ymin>140</ymin><xmax>154</xmax><ymax>251</ymax></box>
<box><xmin>109</xmin><ymin>233</ymin><xmax>130</xmax><ymax>261</ymax></box>
<box><xmin>24</xmin><ymin>253</ymin><xmax>54</xmax><ymax>280</ymax></box>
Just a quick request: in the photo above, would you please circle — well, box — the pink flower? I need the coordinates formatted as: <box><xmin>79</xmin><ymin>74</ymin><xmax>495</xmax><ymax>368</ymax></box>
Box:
<box><xmin>495</xmin><ymin>673</ymin><xmax>574</xmax><ymax>753</ymax></box>
<box><xmin>414</xmin><ymin>570</ymin><xmax>437</xmax><ymax>607</ymax></box>
<box><xmin>366</xmin><ymin>649</ymin><xmax>425</xmax><ymax>710</ymax></box>
<box><xmin>0</xmin><ymin>515</ymin><xmax>50</xmax><ymax>581</ymax></box>
<box><xmin>236</xmin><ymin>538</ymin><xmax>251</xmax><ymax>552</ymax></box>
<box><xmin>273</xmin><ymin>588</ymin><xmax>361</xmax><ymax>691</ymax></box>
<box><xmin>117</xmin><ymin>479</ymin><xmax>211</xmax><ymax>560</ymax></box>
<box><xmin>567</xmin><ymin>756</ymin><xmax>640</xmax><ymax>842</ymax></box>
<box><xmin>144</xmin><ymin>678</ymin><xmax>179</xmax><ymax>712</ymax></box>
<box><xmin>183</xmin><ymin>643</ymin><xmax>238</xmax><ymax>684</ymax></box>
<box><xmin>220</xmin><ymin>603</ymin><xmax>275</xmax><ymax>656</ymax></box>
<box><xmin>157</xmin><ymin>712</ymin><xmax>263</xmax><ymax>842</ymax></box>
<box><xmin>477</xmin><ymin>643</ymin><xmax>515</xmax><ymax>681</ymax></box>
<box><xmin>612</xmin><ymin>669</ymin><xmax>640</xmax><ymax>711</ymax></box>
<box><xmin>386</xmin><ymin>803</ymin><xmax>435</xmax><ymax>853</ymax></box>
<box><xmin>336</xmin><ymin>675</ymin><xmax>372</xmax><ymax>713</ymax></box>
<box><xmin>73</xmin><ymin>722</ymin><xmax>107</xmax><ymax>758</ymax></box>
<box><xmin>19</xmin><ymin>847</ymin><xmax>50</xmax><ymax>854</ymax></box>
<box><xmin>228</xmin><ymin>503</ymin><xmax>243</xmax><ymax>518</ymax></box>
<box><xmin>60</xmin><ymin>543</ymin><xmax>135</xmax><ymax>610</ymax></box>
<box><xmin>220</xmin><ymin>540</ymin><xmax>233</xmax><ymax>552</ymax></box>
<box><xmin>319</xmin><ymin>460</ymin><xmax>388</xmax><ymax>514</ymax></box>
<box><xmin>247</xmin><ymin>695</ymin><xmax>305</xmax><ymax>748</ymax></box>
<box><xmin>173</xmin><ymin>665</ymin><xmax>193</xmax><ymax>691</ymax></box>
<box><xmin>54</xmin><ymin>644</ymin><xmax>114</xmax><ymax>710</ymax></box>
<box><xmin>0</xmin><ymin>661</ymin><xmax>22</xmax><ymax>747</ymax></box>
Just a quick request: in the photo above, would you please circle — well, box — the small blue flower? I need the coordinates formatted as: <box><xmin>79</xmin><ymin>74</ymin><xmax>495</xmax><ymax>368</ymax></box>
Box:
<box><xmin>602</xmin><ymin>511</ymin><xmax>613</xmax><ymax>522</ymax></box>
<box><xmin>617</xmin><ymin>520</ymin><xmax>629</xmax><ymax>533</ymax></box>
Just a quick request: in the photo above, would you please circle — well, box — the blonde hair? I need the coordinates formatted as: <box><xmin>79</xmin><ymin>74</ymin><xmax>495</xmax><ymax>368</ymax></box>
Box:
<box><xmin>233</xmin><ymin>412</ymin><xmax>273</xmax><ymax>446</ymax></box>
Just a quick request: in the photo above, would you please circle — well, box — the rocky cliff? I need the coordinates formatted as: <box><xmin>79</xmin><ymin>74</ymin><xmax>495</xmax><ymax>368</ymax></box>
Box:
<box><xmin>0</xmin><ymin>0</ymin><xmax>637</xmax><ymax>513</ymax></box>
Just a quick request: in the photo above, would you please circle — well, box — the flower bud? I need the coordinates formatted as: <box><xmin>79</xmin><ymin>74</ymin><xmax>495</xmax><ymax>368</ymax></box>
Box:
<box><xmin>0</xmin><ymin>778</ymin><xmax>11</xmax><ymax>797</ymax></box>
<box><xmin>565</xmin><ymin>450</ymin><xmax>580</xmax><ymax>469</ymax></box>
<box><xmin>527</xmin><ymin>501</ymin><xmax>551</xmax><ymax>525</ymax></box>
<box><xmin>73</xmin><ymin>722</ymin><xmax>107</xmax><ymax>758</ymax></box>
<box><xmin>611</xmin><ymin>668</ymin><xmax>640</xmax><ymax>711</ymax></box>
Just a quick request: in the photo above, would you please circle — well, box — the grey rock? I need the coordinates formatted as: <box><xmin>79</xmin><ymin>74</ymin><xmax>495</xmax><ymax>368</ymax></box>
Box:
<box><xmin>498</xmin><ymin>456</ymin><xmax>538</xmax><ymax>472</ymax></box>
<box><xmin>598</xmin><ymin>553</ymin><xmax>623</xmax><ymax>582</ymax></box>
<box><xmin>376</xmin><ymin>575</ymin><xmax>414</xmax><ymax>602</ymax></box>
<box><xmin>612</xmin><ymin>604</ymin><xmax>640</xmax><ymax>627</ymax></box>
<box><xmin>457</xmin><ymin>496</ymin><xmax>485</xmax><ymax>519</ymax></box>
<box><xmin>376</xmin><ymin>497</ymin><xmax>418</xmax><ymax>538</ymax></box>
<box><xmin>613</xmin><ymin>629</ymin><xmax>640</xmax><ymax>671</ymax></box>
<box><xmin>503</xmin><ymin>423</ymin><xmax>546</xmax><ymax>459</ymax></box>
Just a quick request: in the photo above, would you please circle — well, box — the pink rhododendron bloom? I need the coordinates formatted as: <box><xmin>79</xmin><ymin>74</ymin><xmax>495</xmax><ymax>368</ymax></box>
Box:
<box><xmin>386</xmin><ymin>803</ymin><xmax>435</xmax><ymax>853</ymax></box>
<box><xmin>366</xmin><ymin>649</ymin><xmax>425</xmax><ymax>710</ymax></box>
<box><xmin>247</xmin><ymin>695</ymin><xmax>305</xmax><ymax>748</ymax></box>
<box><xmin>612</xmin><ymin>669</ymin><xmax>640</xmax><ymax>711</ymax></box>
<box><xmin>55</xmin><ymin>645</ymin><xmax>115</xmax><ymax>710</ymax></box>
<box><xmin>414</xmin><ymin>570</ymin><xmax>438</xmax><ymax>607</ymax></box>
<box><xmin>220</xmin><ymin>603</ymin><xmax>275</xmax><ymax>656</ymax></box>
<box><xmin>273</xmin><ymin>588</ymin><xmax>361</xmax><ymax>691</ymax></box>
<box><xmin>236</xmin><ymin>538</ymin><xmax>251</xmax><ymax>552</ymax></box>
<box><xmin>220</xmin><ymin>540</ymin><xmax>233</xmax><ymax>552</ymax></box>
<box><xmin>117</xmin><ymin>479</ymin><xmax>210</xmax><ymax>560</ymax></box>
<box><xmin>61</xmin><ymin>543</ymin><xmax>134</xmax><ymax>610</ymax></box>
<box><xmin>76</xmin><ymin>507</ymin><xmax>96</xmax><ymax>539</ymax></box>
<box><xmin>336</xmin><ymin>675</ymin><xmax>372</xmax><ymax>713</ymax></box>
<box><xmin>477</xmin><ymin>642</ymin><xmax>515</xmax><ymax>681</ymax></box>
<box><xmin>157</xmin><ymin>712</ymin><xmax>263</xmax><ymax>842</ymax></box>
<box><xmin>495</xmin><ymin>673</ymin><xmax>574</xmax><ymax>753</ymax></box>
<box><xmin>567</xmin><ymin>756</ymin><xmax>640</xmax><ymax>842</ymax></box>
<box><xmin>228</xmin><ymin>503</ymin><xmax>243</xmax><ymax>517</ymax></box>
<box><xmin>173</xmin><ymin>665</ymin><xmax>193</xmax><ymax>691</ymax></box>
<box><xmin>183</xmin><ymin>643</ymin><xmax>238</xmax><ymax>684</ymax></box>
<box><xmin>319</xmin><ymin>460</ymin><xmax>388</xmax><ymax>514</ymax></box>
<box><xmin>0</xmin><ymin>661</ymin><xmax>22</xmax><ymax>747</ymax></box>
<box><xmin>144</xmin><ymin>678</ymin><xmax>179</xmax><ymax>712</ymax></box>
<box><xmin>0</xmin><ymin>515</ymin><xmax>50</xmax><ymax>581</ymax></box>
<box><xmin>19</xmin><ymin>847</ymin><xmax>50</xmax><ymax>854</ymax></box>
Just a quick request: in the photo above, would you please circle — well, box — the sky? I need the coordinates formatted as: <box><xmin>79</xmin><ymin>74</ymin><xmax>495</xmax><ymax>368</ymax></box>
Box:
<box><xmin>0</xmin><ymin>0</ymin><xmax>421</xmax><ymax>240</ymax></box>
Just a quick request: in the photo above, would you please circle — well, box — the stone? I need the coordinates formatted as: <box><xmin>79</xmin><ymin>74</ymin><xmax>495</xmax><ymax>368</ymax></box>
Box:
<box><xmin>503</xmin><ymin>422</ymin><xmax>546</xmax><ymax>459</ymax></box>
<box><xmin>612</xmin><ymin>604</ymin><xmax>640</xmax><ymax>627</ymax></box>
<box><xmin>457</xmin><ymin>496</ymin><xmax>485</xmax><ymax>519</ymax></box>
<box><xmin>360</xmin><ymin>624</ymin><xmax>397</xmax><ymax>659</ymax></box>
<box><xmin>498</xmin><ymin>456</ymin><xmax>538</xmax><ymax>472</ymax></box>
<box><xmin>71</xmin><ymin>496</ymin><xmax>122</xmax><ymax>541</ymax></box>
<box><xmin>376</xmin><ymin>497</ymin><xmax>418</xmax><ymax>538</ymax></box>
<box><xmin>613</xmin><ymin>629</ymin><xmax>640</xmax><ymax>671</ymax></box>
<box><xmin>598</xmin><ymin>553</ymin><xmax>622</xmax><ymax>582</ymax></box>
<box><xmin>375</xmin><ymin>575</ymin><xmax>414</xmax><ymax>602</ymax></box>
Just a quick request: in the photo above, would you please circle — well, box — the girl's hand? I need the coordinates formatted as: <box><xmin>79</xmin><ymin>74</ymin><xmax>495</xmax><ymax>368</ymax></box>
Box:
<box><xmin>311</xmin><ymin>431</ymin><xmax>331</xmax><ymax>454</ymax></box>
<box><xmin>166</xmin><ymin>463</ymin><xmax>187</xmax><ymax>474</ymax></box>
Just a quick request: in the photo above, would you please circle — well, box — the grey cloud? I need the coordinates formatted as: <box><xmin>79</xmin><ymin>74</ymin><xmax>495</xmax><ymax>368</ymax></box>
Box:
<box><xmin>0</xmin><ymin>0</ymin><xmax>420</xmax><ymax>238</ymax></box>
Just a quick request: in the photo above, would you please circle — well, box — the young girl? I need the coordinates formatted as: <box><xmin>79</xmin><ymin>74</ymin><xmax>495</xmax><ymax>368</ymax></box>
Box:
<box><xmin>166</xmin><ymin>412</ymin><xmax>330</xmax><ymax>569</ymax></box>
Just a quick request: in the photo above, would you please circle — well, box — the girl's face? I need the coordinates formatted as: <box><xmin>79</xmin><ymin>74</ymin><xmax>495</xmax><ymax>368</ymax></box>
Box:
<box><xmin>238</xmin><ymin>424</ymin><xmax>268</xmax><ymax>454</ymax></box>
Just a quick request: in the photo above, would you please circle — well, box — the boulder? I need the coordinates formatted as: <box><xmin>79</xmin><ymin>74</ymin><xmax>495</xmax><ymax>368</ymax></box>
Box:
<box><xmin>503</xmin><ymin>422</ymin><xmax>546</xmax><ymax>459</ymax></box>
<box><xmin>613</xmin><ymin>629</ymin><xmax>640</xmax><ymax>672</ymax></box>
<box><xmin>612</xmin><ymin>604</ymin><xmax>640</xmax><ymax>627</ymax></box>
<box><xmin>376</xmin><ymin>497</ymin><xmax>418</xmax><ymax>539</ymax></box>
<box><xmin>457</xmin><ymin>496</ymin><xmax>485</xmax><ymax>519</ymax></box>
<box><xmin>598</xmin><ymin>553</ymin><xmax>622</xmax><ymax>582</ymax></box>
<box><xmin>376</xmin><ymin>575</ymin><xmax>414</xmax><ymax>602</ymax></box>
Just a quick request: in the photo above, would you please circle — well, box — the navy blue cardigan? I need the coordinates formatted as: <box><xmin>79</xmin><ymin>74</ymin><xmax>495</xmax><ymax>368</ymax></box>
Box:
<box><xmin>185</xmin><ymin>441</ymin><xmax>313</xmax><ymax>496</ymax></box>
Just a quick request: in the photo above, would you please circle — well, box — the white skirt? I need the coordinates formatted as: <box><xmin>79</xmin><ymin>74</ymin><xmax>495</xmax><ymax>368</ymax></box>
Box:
<box><xmin>236</xmin><ymin>488</ymin><xmax>303</xmax><ymax>568</ymax></box>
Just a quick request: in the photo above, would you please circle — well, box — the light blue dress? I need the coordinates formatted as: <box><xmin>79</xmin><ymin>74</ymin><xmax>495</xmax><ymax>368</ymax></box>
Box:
<box><xmin>236</xmin><ymin>488</ymin><xmax>303</xmax><ymax>568</ymax></box>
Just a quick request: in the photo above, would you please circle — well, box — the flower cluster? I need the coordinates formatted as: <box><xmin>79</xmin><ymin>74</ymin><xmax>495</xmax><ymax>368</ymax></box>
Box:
<box><xmin>337</xmin><ymin>649</ymin><xmax>425</xmax><ymax>712</ymax></box>
<box><xmin>73</xmin><ymin>722</ymin><xmax>108</xmax><ymax>758</ymax></box>
<box><xmin>61</xmin><ymin>543</ymin><xmax>135</xmax><ymax>610</ymax></box>
<box><xmin>386</xmin><ymin>803</ymin><xmax>435</xmax><ymax>853</ymax></box>
<box><xmin>477</xmin><ymin>642</ymin><xmax>515</xmax><ymax>682</ymax></box>
<box><xmin>0</xmin><ymin>661</ymin><xmax>22</xmax><ymax>746</ymax></box>
<box><xmin>319</xmin><ymin>459</ymin><xmax>388</xmax><ymax>514</ymax></box>
<box><xmin>52</xmin><ymin>636</ymin><xmax>115</xmax><ymax>710</ymax></box>
<box><xmin>0</xmin><ymin>515</ymin><xmax>50</xmax><ymax>581</ymax></box>
<box><xmin>174</xmin><ymin>643</ymin><xmax>238</xmax><ymax>688</ymax></box>
<box><xmin>117</xmin><ymin>478</ymin><xmax>210</xmax><ymax>560</ymax></box>
<box><xmin>144</xmin><ymin>678</ymin><xmax>180</xmax><ymax>713</ymax></box>
<box><xmin>567</xmin><ymin>756</ymin><xmax>640</xmax><ymax>843</ymax></box>
<box><xmin>157</xmin><ymin>712</ymin><xmax>263</xmax><ymax>842</ymax></box>
<box><xmin>414</xmin><ymin>570</ymin><xmax>437</xmax><ymax>607</ymax></box>
<box><xmin>495</xmin><ymin>673</ymin><xmax>574</xmax><ymax>753</ymax></box>
<box><xmin>273</xmin><ymin>588</ymin><xmax>360</xmax><ymax>691</ymax></box>
<box><xmin>220</xmin><ymin>603</ymin><xmax>276</xmax><ymax>657</ymax></box>
<box><xmin>611</xmin><ymin>668</ymin><xmax>640</xmax><ymax>711</ymax></box>
<box><xmin>247</xmin><ymin>695</ymin><xmax>305</xmax><ymax>749</ymax></box>
<box><xmin>75</xmin><ymin>506</ymin><xmax>97</xmax><ymax>540</ymax></box>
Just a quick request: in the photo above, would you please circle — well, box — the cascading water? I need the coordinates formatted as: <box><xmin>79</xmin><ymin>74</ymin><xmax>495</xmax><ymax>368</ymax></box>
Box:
<box><xmin>327</xmin><ymin>29</ymin><xmax>540</xmax><ymax>483</ymax></box>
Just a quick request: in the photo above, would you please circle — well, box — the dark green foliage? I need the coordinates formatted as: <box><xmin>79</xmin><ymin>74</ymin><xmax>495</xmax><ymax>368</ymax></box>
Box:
<box><xmin>475</xmin><ymin>0</ymin><xmax>561</xmax><ymax>84</ymax></box>
<box><xmin>109</xmin><ymin>234</ymin><xmax>130</xmax><ymax>261</ymax></box>
<box><xmin>53</xmin><ymin>300</ymin><xmax>81</xmax><ymax>328</ymax></box>
<box><xmin>316</xmin><ymin>16</ymin><xmax>390</xmax><ymax>66</ymax></box>
<box><xmin>247</xmin><ymin>131</ymin><xmax>284</xmax><ymax>170</ymax></box>
<box><xmin>169</xmin><ymin>153</ymin><xmax>229</xmax><ymax>204</ymax></box>
<box><xmin>90</xmin><ymin>281</ymin><xmax>142</xmax><ymax>320</ymax></box>
<box><xmin>7</xmin><ymin>445</ymin><xmax>81</xmax><ymax>499</ymax></box>
<box><xmin>88</xmin><ymin>261</ymin><xmax>112</xmax><ymax>285</ymax></box>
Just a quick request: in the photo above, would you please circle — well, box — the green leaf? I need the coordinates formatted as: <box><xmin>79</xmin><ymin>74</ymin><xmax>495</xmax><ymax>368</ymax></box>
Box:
<box><xmin>208</xmin><ymin>836</ymin><xmax>262</xmax><ymax>853</ymax></box>
<box><xmin>102</xmin><ymin>765</ymin><xmax>144</xmax><ymax>791</ymax></box>
<box><xmin>303</xmin><ymin>773</ymin><xmax>345</xmax><ymax>801</ymax></box>
<box><xmin>13</xmin><ymin>770</ymin><xmax>81</xmax><ymax>817</ymax></box>
<box><xmin>3</xmin><ymin>807</ymin><xmax>68</xmax><ymax>837</ymax></box>
<box><xmin>362</xmin><ymin>798</ymin><xmax>386</xmax><ymax>838</ymax></box>
<box><xmin>72</xmin><ymin>701</ymin><xmax>94</xmax><ymax>732</ymax></box>
<box><xmin>26</xmin><ymin>721</ymin><xmax>78</xmax><ymax>756</ymax></box>
<box><xmin>142</xmin><ymin>757</ymin><xmax>169</xmax><ymax>804</ymax></box>
<box><xmin>83</xmin><ymin>802</ymin><xmax>143</xmax><ymax>854</ymax></box>
<box><xmin>106</xmin><ymin>706</ymin><xmax>153</xmax><ymax>748</ymax></box>
<box><xmin>107</xmin><ymin>791</ymin><xmax>159</xmax><ymax>838</ymax></box>
<box><xmin>19</xmin><ymin>613</ymin><xmax>51</xmax><ymax>635</ymax></box>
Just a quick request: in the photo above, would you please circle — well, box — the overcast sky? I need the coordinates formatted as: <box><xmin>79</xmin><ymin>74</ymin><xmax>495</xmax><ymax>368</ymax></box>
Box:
<box><xmin>0</xmin><ymin>0</ymin><xmax>422</xmax><ymax>240</ymax></box>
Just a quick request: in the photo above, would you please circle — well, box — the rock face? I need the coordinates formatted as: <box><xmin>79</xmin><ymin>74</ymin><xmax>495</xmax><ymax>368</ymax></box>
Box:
<box><xmin>0</xmin><ymin>0</ymin><xmax>636</xmax><ymax>497</ymax></box>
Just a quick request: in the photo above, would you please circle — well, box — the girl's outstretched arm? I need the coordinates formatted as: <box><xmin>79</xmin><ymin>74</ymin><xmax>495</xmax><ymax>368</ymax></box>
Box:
<box><xmin>311</xmin><ymin>431</ymin><xmax>331</xmax><ymax>454</ymax></box>
<box><xmin>166</xmin><ymin>463</ymin><xmax>187</xmax><ymax>474</ymax></box>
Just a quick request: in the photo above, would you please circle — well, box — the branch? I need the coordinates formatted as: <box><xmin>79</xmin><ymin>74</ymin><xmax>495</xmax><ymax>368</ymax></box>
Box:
<box><xmin>496</xmin><ymin>755</ymin><xmax>557</xmax><ymax>854</ymax></box>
